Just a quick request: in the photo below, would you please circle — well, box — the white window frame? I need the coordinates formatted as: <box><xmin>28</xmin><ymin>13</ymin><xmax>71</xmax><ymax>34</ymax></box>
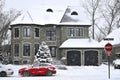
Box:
<box><xmin>23</xmin><ymin>27</ymin><xmax>31</xmax><ymax>37</ymax></box>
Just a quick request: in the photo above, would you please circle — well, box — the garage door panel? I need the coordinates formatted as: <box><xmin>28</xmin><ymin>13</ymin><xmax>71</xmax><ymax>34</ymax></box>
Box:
<box><xmin>67</xmin><ymin>51</ymin><xmax>81</xmax><ymax>66</ymax></box>
<box><xmin>84</xmin><ymin>51</ymin><xmax>98</xmax><ymax>66</ymax></box>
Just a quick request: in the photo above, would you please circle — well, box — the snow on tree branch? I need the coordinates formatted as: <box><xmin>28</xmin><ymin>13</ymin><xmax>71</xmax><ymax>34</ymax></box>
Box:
<box><xmin>34</xmin><ymin>41</ymin><xmax>52</xmax><ymax>64</ymax></box>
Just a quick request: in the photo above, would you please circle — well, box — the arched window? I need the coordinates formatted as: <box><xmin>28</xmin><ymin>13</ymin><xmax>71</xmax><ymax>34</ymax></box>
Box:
<box><xmin>46</xmin><ymin>8</ymin><xmax>53</xmax><ymax>12</ymax></box>
<box><xmin>71</xmin><ymin>11</ymin><xmax>78</xmax><ymax>15</ymax></box>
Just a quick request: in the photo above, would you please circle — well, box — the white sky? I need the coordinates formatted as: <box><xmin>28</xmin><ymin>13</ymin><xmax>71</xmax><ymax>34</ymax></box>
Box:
<box><xmin>4</xmin><ymin>0</ymin><xmax>83</xmax><ymax>10</ymax></box>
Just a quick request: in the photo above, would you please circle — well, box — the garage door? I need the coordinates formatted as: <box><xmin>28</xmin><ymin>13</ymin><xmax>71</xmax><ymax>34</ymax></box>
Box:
<box><xmin>84</xmin><ymin>50</ymin><xmax>98</xmax><ymax>66</ymax></box>
<box><xmin>67</xmin><ymin>51</ymin><xmax>81</xmax><ymax>66</ymax></box>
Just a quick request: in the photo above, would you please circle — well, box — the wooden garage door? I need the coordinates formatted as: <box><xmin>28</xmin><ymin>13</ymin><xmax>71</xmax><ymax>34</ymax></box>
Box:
<box><xmin>67</xmin><ymin>51</ymin><xmax>81</xmax><ymax>66</ymax></box>
<box><xmin>84</xmin><ymin>50</ymin><xmax>98</xmax><ymax>66</ymax></box>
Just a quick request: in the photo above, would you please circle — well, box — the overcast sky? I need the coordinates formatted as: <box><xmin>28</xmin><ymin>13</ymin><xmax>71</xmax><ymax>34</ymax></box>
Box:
<box><xmin>5</xmin><ymin>0</ymin><xmax>83</xmax><ymax>10</ymax></box>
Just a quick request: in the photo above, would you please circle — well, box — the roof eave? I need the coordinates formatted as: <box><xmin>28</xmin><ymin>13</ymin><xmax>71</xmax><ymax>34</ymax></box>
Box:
<box><xmin>60</xmin><ymin>47</ymin><xmax>104</xmax><ymax>49</ymax></box>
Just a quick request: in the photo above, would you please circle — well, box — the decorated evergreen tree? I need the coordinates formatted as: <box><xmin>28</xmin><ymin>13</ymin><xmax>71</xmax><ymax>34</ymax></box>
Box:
<box><xmin>34</xmin><ymin>41</ymin><xmax>52</xmax><ymax>63</ymax></box>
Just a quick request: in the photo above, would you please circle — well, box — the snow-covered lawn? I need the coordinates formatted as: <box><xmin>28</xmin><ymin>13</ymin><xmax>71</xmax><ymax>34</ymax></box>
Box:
<box><xmin>1</xmin><ymin>64</ymin><xmax>120</xmax><ymax>80</ymax></box>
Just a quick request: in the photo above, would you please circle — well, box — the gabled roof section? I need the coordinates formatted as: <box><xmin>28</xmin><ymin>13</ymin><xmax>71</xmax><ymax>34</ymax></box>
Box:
<box><xmin>100</xmin><ymin>28</ymin><xmax>120</xmax><ymax>46</ymax></box>
<box><xmin>11</xmin><ymin>6</ymin><xmax>67</xmax><ymax>25</ymax></box>
<box><xmin>11</xmin><ymin>11</ymin><xmax>34</xmax><ymax>25</ymax></box>
<box><xmin>60</xmin><ymin>6</ymin><xmax>90</xmax><ymax>24</ymax></box>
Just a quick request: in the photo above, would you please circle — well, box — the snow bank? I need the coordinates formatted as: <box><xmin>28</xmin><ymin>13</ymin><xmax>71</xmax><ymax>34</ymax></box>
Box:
<box><xmin>0</xmin><ymin>64</ymin><xmax>120</xmax><ymax>80</ymax></box>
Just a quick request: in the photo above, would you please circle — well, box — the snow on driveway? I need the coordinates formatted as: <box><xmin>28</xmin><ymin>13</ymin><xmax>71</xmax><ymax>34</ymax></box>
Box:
<box><xmin>0</xmin><ymin>64</ymin><xmax>120</xmax><ymax>80</ymax></box>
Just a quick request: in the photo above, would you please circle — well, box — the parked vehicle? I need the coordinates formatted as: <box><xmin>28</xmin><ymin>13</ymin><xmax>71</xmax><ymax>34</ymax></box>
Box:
<box><xmin>19</xmin><ymin>63</ymin><xmax>56</xmax><ymax>76</ymax></box>
<box><xmin>113</xmin><ymin>59</ymin><xmax>120</xmax><ymax>69</ymax></box>
<box><xmin>0</xmin><ymin>64</ymin><xmax>14</xmax><ymax>77</ymax></box>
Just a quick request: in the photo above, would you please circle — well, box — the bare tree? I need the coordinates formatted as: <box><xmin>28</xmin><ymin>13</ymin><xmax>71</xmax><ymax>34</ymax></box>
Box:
<box><xmin>0</xmin><ymin>0</ymin><xmax>21</xmax><ymax>46</ymax></box>
<box><xmin>83</xmin><ymin>0</ymin><xmax>120</xmax><ymax>41</ymax></box>
<box><xmin>0</xmin><ymin>0</ymin><xmax>21</xmax><ymax>59</ymax></box>
<box><xmin>83</xmin><ymin>0</ymin><xmax>101</xmax><ymax>39</ymax></box>
<box><xmin>101</xmin><ymin>0</ymin><xmax>120</xmax><ymax>36</ymax></box>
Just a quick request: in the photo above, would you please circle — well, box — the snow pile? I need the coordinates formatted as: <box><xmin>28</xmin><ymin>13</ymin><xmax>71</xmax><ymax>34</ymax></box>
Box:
<box><xmin>1</xmin><ymin>64</ymin><xmax>120</xmax><ymax>80</ymax></box>
<box><xmin>113</xmin><ymin>59</ymin><xmax>120</xmax><ymax>65</ymax></box>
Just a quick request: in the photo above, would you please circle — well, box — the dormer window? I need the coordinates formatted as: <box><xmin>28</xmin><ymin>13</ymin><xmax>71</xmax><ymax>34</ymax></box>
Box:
<box><xmin>46</xmin><ymin>8</ymin><xmax>53</xmax><ymax>12</ymax></box>
<box><xmin>71</xmin><ymin>11</ymin><xmax>78</xmax><ymax>15</ymax></box>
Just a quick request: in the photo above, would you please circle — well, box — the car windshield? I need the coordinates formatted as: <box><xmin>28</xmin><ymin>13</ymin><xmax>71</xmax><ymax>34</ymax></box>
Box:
<box><xmin>32</xmin><ymin>63</ymin><xmax>50</xmax><ymax>67</ymax></box>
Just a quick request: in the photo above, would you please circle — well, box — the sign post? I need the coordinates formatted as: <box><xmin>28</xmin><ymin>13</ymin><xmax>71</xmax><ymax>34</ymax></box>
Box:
<box><xmin>105</xmin><ymin>42</ymin><xmax>112</xmax><ymax>79</ymax></box>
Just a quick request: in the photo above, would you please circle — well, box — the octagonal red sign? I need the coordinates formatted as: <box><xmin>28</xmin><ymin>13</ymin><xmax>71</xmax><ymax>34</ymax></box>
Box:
<box><xmin>105</xmin><ymin>43</ymin><xmax>112</xmax><ymax>51</ymax></box>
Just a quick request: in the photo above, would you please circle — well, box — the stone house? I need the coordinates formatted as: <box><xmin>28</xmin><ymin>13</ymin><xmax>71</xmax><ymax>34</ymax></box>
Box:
<box><xmin>10</xmin><ymin>6</ymin><xmax>103</xmax><ymax>65</ymax></box>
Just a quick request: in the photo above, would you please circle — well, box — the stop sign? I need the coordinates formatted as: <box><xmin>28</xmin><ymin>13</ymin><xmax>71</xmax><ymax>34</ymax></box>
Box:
<box><xmin>105</xmin><ymin>43</ymin><xmax>112</xmax><ymax>51</ymax></box>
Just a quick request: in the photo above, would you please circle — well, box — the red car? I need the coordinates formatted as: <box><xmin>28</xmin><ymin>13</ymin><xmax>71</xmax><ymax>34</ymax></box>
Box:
<box><xmin>18</xmin><ymin>63</ymin><xmax>56</xmax><ymax>76</ymax></box>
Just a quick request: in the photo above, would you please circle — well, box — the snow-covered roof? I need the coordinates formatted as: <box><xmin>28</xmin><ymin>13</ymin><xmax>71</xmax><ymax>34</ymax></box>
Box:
<box><xmin>60</xmin><ymin>38</ymin><xmax>103</xmax><ymax>48</ymax></box>
<box><xmin>11</xmin><ymin>6</ymin><xmax>90</xmax><ymax>25</ymax></box>
<box><xmin>60</xmin><ymin>6</ymin><xmax>90</xmax><ymax>23</ymax></box>
<box><xmin>11</xmin><ymin>6</ymin><xmax>66</xmax><ymax>25</ymax></box>
<box><xmin>59</xmin><ymin>22</ymin><xmax>91</xmax><ymax>26</ymax></box>
<box><xmin>100</xmin><ymin>28</ymin><xmax>120</xmax><ymax>46</ymax></box>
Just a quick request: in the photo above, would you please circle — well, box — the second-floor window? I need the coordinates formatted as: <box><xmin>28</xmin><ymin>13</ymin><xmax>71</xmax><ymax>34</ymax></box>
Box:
<box><xmin>76</xmin><ymin>28</ymin><xmax>83</xmax><ymax>36</ymax></box>
<box><xmin>14</xmin><ymin>28</ymin><xmax>19</xmax><ymax>38</ymax></box>
<box><xmin>68</xmin><ymin>28</ymin><xmax>74</xmax><ymax>37</ymax></box>
<box><xmin>35</xmin><ymin>28</ymin><xmax>39</xmax><ymax>37</ymax></box>
<box><xmin>23</xmin><ymin>44</ymin><xmax>30</xmax><ymax>56</ymax></box>
<box><xmin>46</xmin><ymin>29</ymin><xmax>56</xmax><ymax>41</ymax></box>
<box><xmin>14</xmin><ymin>44</ymin><xmax>19</xmax><ymax>56</ymax></box>
<box><xmin>67</xmin><ymin>27</ymin><xmax>83</xmax><ymax>37</ymax></box>
<box><xmin>23</xmin><ymin>27</ymin><xmax>30</xmax><ymax>37</ymax></box>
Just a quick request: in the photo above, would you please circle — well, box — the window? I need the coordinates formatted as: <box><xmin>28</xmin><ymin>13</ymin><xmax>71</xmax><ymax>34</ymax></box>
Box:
<box><xmin>23</xmin><ymin>60</ymin><xmax>30</xmax><ymax>64</ymax></box>
<box><xmin>23</xmin><ymin>60</ymin><xmax>28</xmax><ymax>64</ymax></box>
<box><xmin>34</xmin><ymin>44</ymin><xmax>39</xmax><ymax>55</ymax></box>
<box><xmin>46</xmin><ymin>8</ymin><xmax>53</xmax><ymax>12</ymax></box>
<box><xmin>115</xmin><ymin>54</ymin><xmax>120</xmax><ymax>59</ymax></box>
<box><xmin>35</xmin><ymin>28</ymin><xmax>39</xmax><ymax>37</ymax></box>
<box><xmin>46</xmin><ymin>29</ymin><xmax>56</xmax><ymax>41</ymax></box>
<box><xmin>67</xmin><ymin>27</ymin><xmax>83</xmax><ymax>37</ymax></box>
<box><xmin>23</xmin><ymin>27</ymin><xmax>30</xmax><ymax>37</ymax></box>
<box><xmin>67</xmin><ymin>28</ymin><xmax>74</xmax><ymax>37</ymax></box>
<box><xmin>71</xmin><ymin>11</ymin><xmax>78</xmax><ymax>15</ymax></box>
<box><xmin>23</xmin><ymin>44</ymin><xmax>30</xmax><ymax>56</ymax></box>
<box><xmin>49</xmin><ymin>46</ymin><xmax>56</xmax><ymax>57</ymax></box>
<box><xmin>76</xmin><ymin>28</ymin><xmax>83</xmax><ymax>37</ymax></box>
<box><xmin>14</xmin><ymin>61</ymin><xmax>20</xmax><ymax>65</ymax></box>
<box><xmin>14</xmin><ymin>28</ymin><xmax>19</xmax><ymax>38</ymax></box>
<box><xmin>14</xmin><ymin>44</ymin><xmax>19</xmax><ymax>56</ymax></box>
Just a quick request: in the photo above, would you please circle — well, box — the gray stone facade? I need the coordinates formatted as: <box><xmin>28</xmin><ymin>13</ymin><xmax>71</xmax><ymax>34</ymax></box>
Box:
<box><xmin>10</xmin><ymin>24</ymin><xmax>92</xmax><ymax>65</ymax></box>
